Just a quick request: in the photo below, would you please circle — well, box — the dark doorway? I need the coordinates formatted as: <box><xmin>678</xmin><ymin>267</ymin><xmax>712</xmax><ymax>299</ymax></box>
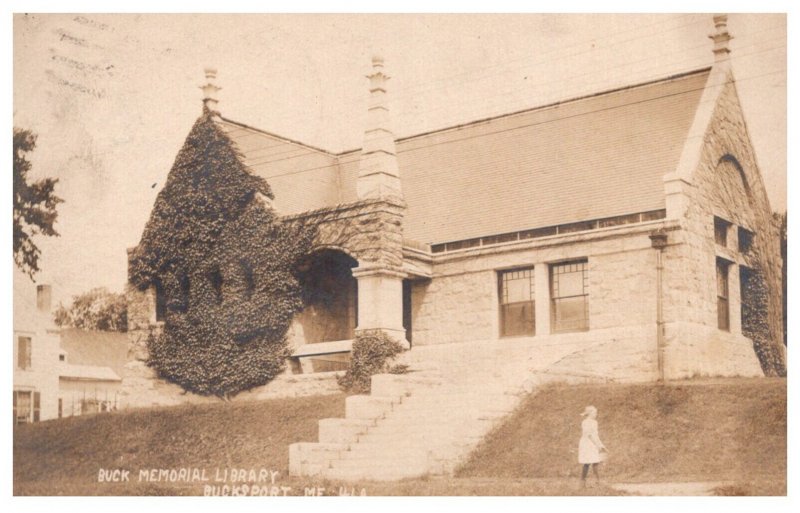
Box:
<box><xmin>295</xmin><ymin>250</ymin><xmax>358</xmax><ymax>344</ymax></box>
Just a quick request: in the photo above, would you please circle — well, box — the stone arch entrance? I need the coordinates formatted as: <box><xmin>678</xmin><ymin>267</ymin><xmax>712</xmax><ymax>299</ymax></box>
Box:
<box><xmin>294</xmin><ymin>249</ymin><xmax>358</xmax><ymax>345</ymax></box>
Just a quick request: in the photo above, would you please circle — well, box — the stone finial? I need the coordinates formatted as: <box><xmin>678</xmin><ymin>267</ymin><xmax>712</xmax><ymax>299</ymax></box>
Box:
<box><xmin>709</xmin><ymin>14</ymin><xmax>732</xmax><ymax>62</ymax></box>
<box><xmin>357</xmin><ymin>55</ymin><xmax>402</xmax><ymax>200</ymax></box>
<box><xmin>200</xmin><ymin>67</ymin><xmax>221</xmax><ymax>113</ymax></box>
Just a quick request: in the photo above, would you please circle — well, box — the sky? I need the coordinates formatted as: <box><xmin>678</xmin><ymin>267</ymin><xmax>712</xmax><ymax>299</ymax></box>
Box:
<box><xmin>11</xmin><ymin>12</ymin><xmax>787</xmax><ymax>307</ymax></box>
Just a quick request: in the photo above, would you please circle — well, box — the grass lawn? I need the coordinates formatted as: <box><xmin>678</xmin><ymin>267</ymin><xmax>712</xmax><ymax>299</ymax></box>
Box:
<box><xmin>14</xmin><ymin>394</ymin><xmax>347</xmax><ymax>496</ymax></box>
<box><xmin>13</xmin><ymin>378</ymin><xmax>786</xmax><ymax>496</ymax></box>
<box><xmin>457</xmin><ymin>377</ymin><xmax>786</xmax><ymax>495</ymax></box>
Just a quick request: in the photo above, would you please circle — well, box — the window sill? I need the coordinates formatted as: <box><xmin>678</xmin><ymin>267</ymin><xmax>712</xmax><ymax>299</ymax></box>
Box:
<box><xmin>551</xmin><ymin>328</ymin><xmax>590</xmax><ymax>335</ymax></box>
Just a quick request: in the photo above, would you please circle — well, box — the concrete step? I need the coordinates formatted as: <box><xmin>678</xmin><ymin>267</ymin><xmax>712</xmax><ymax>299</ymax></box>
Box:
<box><xmin>318</xmin><ymin>418</ymin><xmax>375</xmax><ymax>444</ymax></box>
<box><xmin>321</xmin><ymin>466</ymin><xmax>430</xmax><ymax>482</ymax></box>
<box><xmin>355</xmin><ymin>424</ymin><xmax>493</xmax><ymax>444</ymax></box>
<box><xmin>393</xmin><ymin>397</ymin><xmax>519</xmax><ymax>412</ymax></box>
<box><xmin>328</xmin><ymin>456</ymin><xmax>433</xmax><ymax>475</ymax></box>
<box><xmin>344</xmin><ymin>394</ymin><xmax>401</xmax><ymax>420</ymax></box>
<box><xmin>370</xmin><ymin>373</ymin><xmax>444</xmax><ymax>396</ymax></box>
<box><xmin>288</xmin><ymin>442</ymin><xmax>348</xmax><ymax>476</ymax></box>
<box><xmin>347</xmin><ymin>438</ymin><xmax>477</xmax><ymax>455</ymax></box>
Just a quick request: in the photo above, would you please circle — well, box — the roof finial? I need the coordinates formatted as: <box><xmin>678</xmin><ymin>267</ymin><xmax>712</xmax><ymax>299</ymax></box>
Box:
<box><xmin>357</xmin><ymin>55</ymin><xmax>402</xmax><ymax>200</ymax></box>
<box><xmin>709</xmin><ymin>14</ymin><xmax>732</xmax><ymax>62</ymax></box>
<box><xmin>200</xmin><ymin>67</ymin><xmax>221</xmax><ymax>113</ymax></box>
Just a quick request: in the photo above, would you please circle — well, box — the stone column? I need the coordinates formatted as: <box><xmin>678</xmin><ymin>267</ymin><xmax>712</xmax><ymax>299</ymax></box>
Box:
<box><xmin>352</xmin><ymin>266</ymin><xmax>409</xmax><ymax>347</ymax></box>
<box><xmin>534</xmin><ymin>264</ymin><xmax>551</xmax><ymax>335</ymax></box>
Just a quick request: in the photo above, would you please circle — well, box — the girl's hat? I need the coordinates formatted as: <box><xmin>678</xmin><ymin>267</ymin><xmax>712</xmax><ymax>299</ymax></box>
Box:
<box><xmin>581</xmin><ymin>405</ymin><xmax>597</xmax><ymax>417</ymax></box>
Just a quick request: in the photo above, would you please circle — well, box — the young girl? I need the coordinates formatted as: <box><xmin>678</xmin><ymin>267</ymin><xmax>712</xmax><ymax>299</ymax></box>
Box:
<box><xmin>578</xmin><ymin>405</ymin><xmax>607</xmax><ymax>486</ymax></box>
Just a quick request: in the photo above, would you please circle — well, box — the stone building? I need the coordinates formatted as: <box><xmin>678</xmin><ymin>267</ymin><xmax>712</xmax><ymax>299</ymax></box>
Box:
<box><xmin>125</xmin><ymin>15</ymin><xmax>782</xmax><ymax>407</ymax></box>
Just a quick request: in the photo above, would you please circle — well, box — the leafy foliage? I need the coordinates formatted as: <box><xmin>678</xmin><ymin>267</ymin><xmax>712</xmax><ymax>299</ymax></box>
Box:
<box><xmin>738</xmin><ymin>212</ymin><xmax>786</xmax><ymax>376</ymax></box>
<box><xmin>338</xmin><ymin>330</ymin><xmax>407</xmax><ymax>394</ymax></box>
<box><xmin>740</xmin><ymin>267</ymin><xmax>784</xmax><ymax>376</ymax></box>
<box><xmin>129</xmin><ymin>112</ymin><xmax>314</xmax><ymax>397</ymax></box>
<box><xmin>13</xmin><ymin>128</ymin><xmax>63</xmax><ymax>279</ymax></box>
<box><xmin>53</xmin><ymin>287</ymin><xmax>128</xmax><ymax>332</ymax></box>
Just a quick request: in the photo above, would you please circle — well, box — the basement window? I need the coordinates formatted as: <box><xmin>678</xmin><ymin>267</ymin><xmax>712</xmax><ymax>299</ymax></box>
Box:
<box><xmin>550</xmin><ymin>260</ymin><xmax>589</xmax><ymax>332</ymax></box>
<box><xmin>498</xmin><ymin>267</ymin><xmax>535</xmax><ymax>337</ymax></box>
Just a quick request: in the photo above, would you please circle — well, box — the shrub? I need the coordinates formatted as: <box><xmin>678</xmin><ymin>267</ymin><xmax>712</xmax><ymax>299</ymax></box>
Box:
<box><xmin>338</xmin><ymin>330</ymin><xmax>406</xmax><ymax>393</ymax></box>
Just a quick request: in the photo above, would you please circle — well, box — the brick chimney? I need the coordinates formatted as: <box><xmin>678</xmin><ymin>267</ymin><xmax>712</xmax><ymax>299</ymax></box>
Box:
<box><xmin>36</xmin><ymin>284</ymin><xmax>51</xmax><ymax>314</ymax></box>
<box><xmin>200</xmin><ymin>67</ymin><xmax>221</xmax><ymax>113</ymax></box>
<box><xmin>357</xmin><ymin>56</ymin><xmax>402</xmax><ymax>200</ymax></box>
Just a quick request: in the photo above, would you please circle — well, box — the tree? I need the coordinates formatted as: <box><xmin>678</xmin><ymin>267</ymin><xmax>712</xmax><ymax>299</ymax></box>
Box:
<box><xmin>128</xmin><ymin>112</ymin><xmax>314</xmax><ymax>398</ymax></box>
<box><xmin>53</xmin><ymin>287</ymin><xmax>128</xmax><ymax>332</ymax></box>
<box><xmin>13</xmin><ymin>128</ymin><xmax>63</xmax><ymax>279</ymax></box>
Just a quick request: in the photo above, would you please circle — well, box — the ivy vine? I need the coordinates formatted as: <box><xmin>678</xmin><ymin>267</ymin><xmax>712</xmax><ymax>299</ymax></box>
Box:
<box><xmin>129</xmin><ymin>111</ymin><xmax>315</xmax><ymax>397</ymax></box>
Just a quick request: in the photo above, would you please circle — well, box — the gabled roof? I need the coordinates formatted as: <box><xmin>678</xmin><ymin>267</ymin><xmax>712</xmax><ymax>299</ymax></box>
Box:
<box><xmin>222</xmin><ymin>68</ymin><xmax>711</xmax><ymax>244</ymax></box>
<box><xmin>59</xmin><ymin>328</ymin><xmax>129</xmax><ymax>378</ymax></box>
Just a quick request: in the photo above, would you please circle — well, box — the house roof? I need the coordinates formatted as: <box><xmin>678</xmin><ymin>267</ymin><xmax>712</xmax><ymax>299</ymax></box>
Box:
<box><xmin>59</xmin><ymin>364</ymin><xmax>121</xmax><ymax>382</ymax></box>
<box><xmin>59</xmin><ymin>328</ymin><xmax>129</xmax><ymax>378</ymax></box>
<box><xmin>221</xmin><ymin>67</ymin><xmax>711</xmax><ymax>245</ymax></box>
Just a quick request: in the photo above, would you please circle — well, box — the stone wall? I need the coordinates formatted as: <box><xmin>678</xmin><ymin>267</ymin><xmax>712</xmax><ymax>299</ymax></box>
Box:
<box><xmin>665</xmin><ymin>70</ymin><xmax>781</xmax><ymax>376</ymax></box>
<box><xmin>663</xmin><ymin>322</ymin><xmax>763</xmax><ymax>379</ymax></box>
<box><xmin>411</xmin><ymin>223</ymin><xmax>663</xmax><ymax>350</ymax></box>
<box><xmin>284</xmin><ymin>198</ymin><xmax>406</xmax><ymax>272</ymax></box>
<box><xmin>119</xmin><ymin>360</ymin><xmax>343</xmax><ymax>410</ymax></box>
<box><xmin>410</xmin><ymin>270</ymin><xmax>497</xmax><ymax>345</ymax></box>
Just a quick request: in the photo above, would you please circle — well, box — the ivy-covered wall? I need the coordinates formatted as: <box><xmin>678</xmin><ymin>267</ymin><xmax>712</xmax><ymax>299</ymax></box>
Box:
<box><xmin>126</xmin><ymin>112</ymin><xmax>316</xmax><ymax>397</ymax></box>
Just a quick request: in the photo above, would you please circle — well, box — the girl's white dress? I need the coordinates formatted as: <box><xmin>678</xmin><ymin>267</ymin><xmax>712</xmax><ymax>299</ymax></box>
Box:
<box><xmin>578</xmin><ymin>417</ymin><xmax>605</xmax><ymax>464</ymax></box>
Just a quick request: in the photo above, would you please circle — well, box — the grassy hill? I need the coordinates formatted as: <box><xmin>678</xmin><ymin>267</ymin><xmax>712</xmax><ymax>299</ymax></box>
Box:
<box><xmin>14</xmin><ymin>378</ymin><xmax>785</xmax><ymax>496</ymax></box>
<box><xmin>14</xmin><ymin>394</ymin><xmax>347</xmax><ymax>495</ymax></box>
<box><xmin>457</xmin><ymin>377</ymin><xmax>786</xmax><ymax>494</ymax></box>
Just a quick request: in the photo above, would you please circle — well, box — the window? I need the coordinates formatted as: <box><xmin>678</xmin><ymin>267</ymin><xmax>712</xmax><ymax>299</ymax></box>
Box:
<box><xmin>175</xmin><ymin>273</ymin><xmax>191</xmax><ymax>313</ymax></box>
<box><xmin>13</xmin><ymin>390</ymin><xmax>40</xmax><ymax>424</ymax></box>
<box><xmin>154</xmin><ymin>280</ymin><xmax>167</xmax><ymax>322</ymax></box>
<box><xmin>17</xmin><ymin>337</ymin><xmax>31</xmax><ymax>370</ymax></box>
<box><xmin>59</xmin><ymin>354</ymin><xmax>65</xmax><ymax>362</ymax></box>
<box><xmin>551</xmin><ymin>260</ymin><xmax>589</xmax><ymax>332</ymax></box>
<box><xmin>714</xmin><ymin>216</ymin><xmax>731</xmax><ymax>247</ymax></box>
<box><xmin>717</xmin><ymin>257</ymin><xmax>730</xmax><ymax>331</ymax></box>
<box><xmin>498</xmin><ymin>268</ymin><xmax>535</xmax><ymax>337</ymax></box>
<box><xmin>738</xmin><ymin>227</ymin><xmax>754</xmax><ymax>253</ymax></box>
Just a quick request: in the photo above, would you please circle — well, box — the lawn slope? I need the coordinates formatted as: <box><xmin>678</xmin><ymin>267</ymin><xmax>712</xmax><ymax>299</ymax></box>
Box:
<box><xmin>457</xmin><ymin>378</ymin><xmax>786</xmax><ymax>494</ymax></box>
<box><xmin>14</xmin><ymin>378</ymin><xmax>786</xmax><ymax>495</ymax></box>
<box><xmin>14</xmin><ymin>394</ymin><xmax>346</xmax><ymax>495</ymax></box>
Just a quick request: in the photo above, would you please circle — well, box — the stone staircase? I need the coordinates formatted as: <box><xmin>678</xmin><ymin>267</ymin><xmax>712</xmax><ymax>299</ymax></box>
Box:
<box><xmin>289</xmin><ymin>337</ymin><xmax>574</xmax><ymax>481</ymax></box>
